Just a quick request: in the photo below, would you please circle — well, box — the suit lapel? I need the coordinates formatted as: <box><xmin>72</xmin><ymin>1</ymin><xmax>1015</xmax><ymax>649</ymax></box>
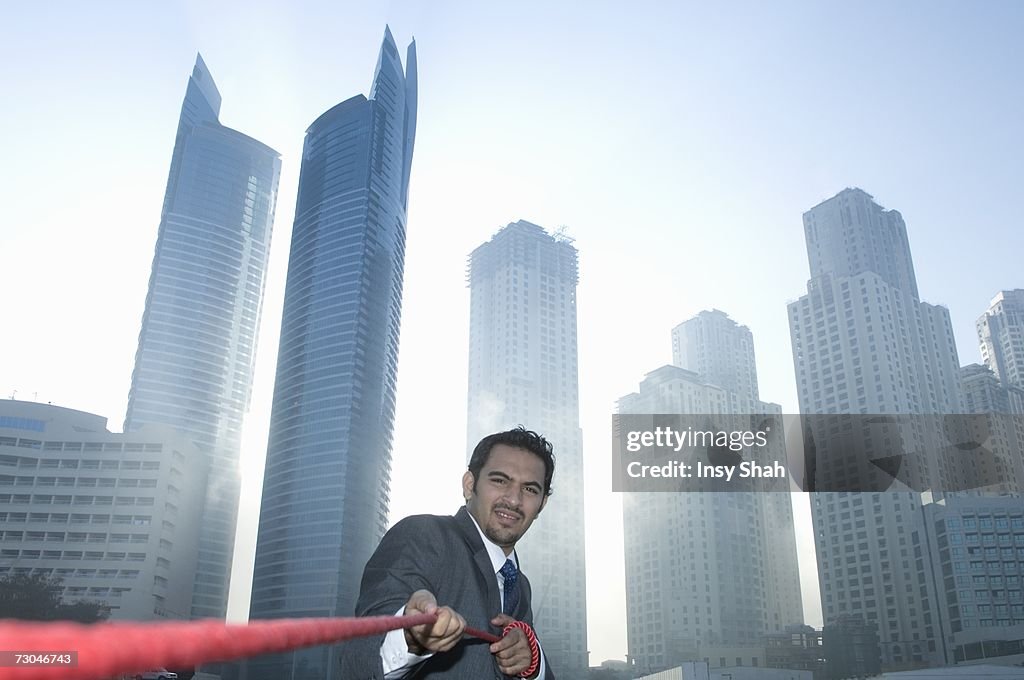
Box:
<box><xmin>454</xmin><ymin>506</ymin><xmax>503</xmax><ymax>617</ymax></box>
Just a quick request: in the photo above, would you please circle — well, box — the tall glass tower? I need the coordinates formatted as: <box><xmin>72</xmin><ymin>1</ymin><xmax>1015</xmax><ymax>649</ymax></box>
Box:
<box><xmin>247</xmin><ymin>27</ymin><xmax>416</xmax><ymax>680</ymax></box>
<box><xmin>124</xmin><ymin>54</ymin><xmax>281</xmax><ymax>620</ymax></box>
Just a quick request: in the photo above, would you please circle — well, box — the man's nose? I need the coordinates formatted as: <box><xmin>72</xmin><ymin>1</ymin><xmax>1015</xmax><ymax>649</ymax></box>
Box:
<box><xmin>502</xmin><ymin>487</ymin><xmax>523</xmax><ymax>506</ymax></box>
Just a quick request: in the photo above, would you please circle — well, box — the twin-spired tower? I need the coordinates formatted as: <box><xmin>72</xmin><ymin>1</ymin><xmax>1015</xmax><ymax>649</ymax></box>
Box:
<box><xmin>125</xmin><ymin>54</ymin><xmax>281</xmax><ymax>621</ymax></box>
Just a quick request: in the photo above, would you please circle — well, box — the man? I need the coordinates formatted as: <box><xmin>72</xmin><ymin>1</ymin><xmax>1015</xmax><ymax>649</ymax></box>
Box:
<box><xmin>338</xmin><ymin>427</ymin><xmax>555</xmax><ymax>679</ymax></box>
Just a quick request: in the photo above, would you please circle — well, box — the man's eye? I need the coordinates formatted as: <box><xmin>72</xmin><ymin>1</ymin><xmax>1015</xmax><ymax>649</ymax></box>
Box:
<box><xmin>523</xmin><ymin>487</ymin><xmax>539</xmax><ymax>496</ymax></box>
<box><xmin>491</xmin><ymin>477</ymin><xmax>507</xmax><ymax>485</ymax></box>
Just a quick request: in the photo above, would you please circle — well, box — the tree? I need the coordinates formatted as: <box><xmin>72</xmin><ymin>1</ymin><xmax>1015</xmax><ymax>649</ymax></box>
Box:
<box><xmin>0</xmin><ymin>572</ymin><xmax>109</xmax><ymax>622</ymax></box>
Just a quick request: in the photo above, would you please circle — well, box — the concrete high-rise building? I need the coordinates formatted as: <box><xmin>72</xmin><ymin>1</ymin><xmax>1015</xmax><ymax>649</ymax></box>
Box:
<box><xmin>956</xmin><ymin>364</ymin><xmax>1024</xmax><ymax>493</ymax></box>
<box><xmin>466</xmin><ymin>219</ymin><xmax>588</xmax><ymax>678</ymax></box>
<box><xmin>124</xmin><ymin>55</ymin><xmax>281</xmax><ymax>620</ymax></box>
<box><xmin>1</xmin><ymin>400</ymin><xmax>207</xmax><ymax>621</ymax></box>
<box><xmin>671</xmin><ymin>310</ymin><xmax>761</xmax><ymax>415</ymax></box>
<box><xmin>621</xmin><ymin>312</ymin><xmax>802</xmax><ymax>675</ymax></box>
<box><xmin>247</xmin><ymin>27</ymin><xmax>416</xmax><ymax>680</ymax></box>
<box><xmin>961</xmin><ymin>364</ymin><xmax>1024</xmax><ymax>417</ymax></box>
<box><xmin>790</xmin><ymin>188</ymin><xmax>962</xmax><ymax>418</ymax></box>
<box><xmin>966</xmin><ymin>295</ymin><xmax>1024</xmax><ymax>492</ymax></box>
<box><xmin>787</xmin><ymin>188</ymin><xmax>963</xmax><ymax>669</ymax></box>
<box><xmin>979</xmin><ymin>290</ymin><xmax>1024</xmax><ymax>391</ymax></box>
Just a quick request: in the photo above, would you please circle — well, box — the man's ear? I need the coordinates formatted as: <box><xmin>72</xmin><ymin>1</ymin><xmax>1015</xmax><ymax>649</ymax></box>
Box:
<box><xmin>462</xmin><ymin>470</ymin><xmax>474</xmax><ymax>502</ymax></box>
<box><xmin>539</xmin><ymin>494</ymin><xmax>549</xmax><ymax>513</ymax></box>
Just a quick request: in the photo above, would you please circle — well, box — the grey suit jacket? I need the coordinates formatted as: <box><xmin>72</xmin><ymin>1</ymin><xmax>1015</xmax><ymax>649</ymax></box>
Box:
<box><xmin>337</xmin><ymin>506</ymin><xmax>552</xmax><ymax>679</ymax></box>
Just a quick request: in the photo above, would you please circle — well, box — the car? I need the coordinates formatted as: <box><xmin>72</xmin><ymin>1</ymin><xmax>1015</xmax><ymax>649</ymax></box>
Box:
<box><xmin>136</xmin><ymin>670</ymin><xmax>178</xmax><ymax>680</ymax></box>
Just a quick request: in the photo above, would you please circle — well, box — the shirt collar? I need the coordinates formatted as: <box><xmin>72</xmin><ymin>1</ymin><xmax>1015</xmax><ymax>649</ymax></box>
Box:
<box><xmin>466</xmin><ymin>509</ymin><xmax>518</xmax><ymax>574</ymax></box>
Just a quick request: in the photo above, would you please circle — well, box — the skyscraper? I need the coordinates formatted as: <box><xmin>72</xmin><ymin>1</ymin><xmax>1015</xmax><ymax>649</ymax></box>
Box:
<box><xmin>787</xmin><ymin>188</ymin><xmax>963</xmax><ymax>669</ymax></box>
<box><xmin>124</xmin><ymin>54</ymin><xmax>281</xmax><ymax>620</ymax></box>
<box><xmin>621</xmin><ymin>312</ymin><xmax>803</xmax><ymax>674</ymax></box>
<box><xmin>466</xmin><ymin>220</ymin><xmax>588</xmax><ymax>679</ymax></box>
<box><xmin>247</xmin><ymin>28</ymin><xmax>416</xmax><ymax>680</ymax></box>
<box><xmin>961</xmin><ymin>364</ymin><xmax>1022</xmax><ymax>416</ymax></box>
<box><xmin>978</xmin><ymin>290</ymin><xmax>1024</xmax><ymax>391</ymax></box>
<box><xmin>952</xmin><ymin>364</ymin><xmax>1024</xmax><ymax>494</ymax></box>
<box><xmin>904</xmin><ymin>298</ymin><xmax>1024</xmax><ymax>667</ymax></box>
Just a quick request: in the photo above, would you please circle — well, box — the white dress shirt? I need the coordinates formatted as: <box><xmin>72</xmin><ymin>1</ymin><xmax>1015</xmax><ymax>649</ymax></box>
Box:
<box><xmin>380</xmin><ymin>512</ymin><xmax>546</xmax><ymax>678</ymax></box>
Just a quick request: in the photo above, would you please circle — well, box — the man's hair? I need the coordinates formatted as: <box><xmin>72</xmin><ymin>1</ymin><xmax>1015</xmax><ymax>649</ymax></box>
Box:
<box><xmin>468</xmin><ymin>426</ymin><xmax>555</xmax><ymax>497</ymax></box>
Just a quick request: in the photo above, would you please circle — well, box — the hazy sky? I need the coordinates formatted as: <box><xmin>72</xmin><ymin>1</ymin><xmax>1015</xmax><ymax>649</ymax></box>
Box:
<box><xmin>3</xmin><ymin>0</ymin><xmax>1022</xmax><ymax>665</ymax></box>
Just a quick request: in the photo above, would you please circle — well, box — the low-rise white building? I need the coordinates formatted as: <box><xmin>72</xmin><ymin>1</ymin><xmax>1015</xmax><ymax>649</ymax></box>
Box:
<box><xmin>0</xmin><ymin>400</ymin><xmax>207</xmax><ymax>620</ymax></box>
<box><xmin>917</xmin><ymin>494</ymin><xmax>1024</xmax><ymax>667</ymax></box>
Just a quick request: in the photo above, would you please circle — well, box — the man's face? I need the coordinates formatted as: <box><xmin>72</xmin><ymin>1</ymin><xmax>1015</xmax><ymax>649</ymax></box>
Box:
<box><xmin>463</xmin><ymin>444</ymin><xmax>548</xmax><ymax>554</ymax></box>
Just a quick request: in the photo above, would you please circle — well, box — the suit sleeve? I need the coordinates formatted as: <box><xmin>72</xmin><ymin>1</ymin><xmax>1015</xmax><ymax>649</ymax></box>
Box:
<box><xmin>337</xmin><ymin>517</ymin><xmax>447</xmax><ymax>679</ymax></box>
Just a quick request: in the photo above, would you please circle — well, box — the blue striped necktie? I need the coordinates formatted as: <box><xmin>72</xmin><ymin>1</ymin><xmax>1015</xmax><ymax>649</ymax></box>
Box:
<box><xmin>499</xmin><ymin>558</ymin><xmax>520</xmax><ymax>616</ymax></box>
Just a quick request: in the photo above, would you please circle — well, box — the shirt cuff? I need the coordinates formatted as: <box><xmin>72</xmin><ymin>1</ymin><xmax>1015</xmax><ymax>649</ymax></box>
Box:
<box><xmin>380</xmin><ymin>605</ymin><xmax>434</xmax><ymax>678</ymax></box>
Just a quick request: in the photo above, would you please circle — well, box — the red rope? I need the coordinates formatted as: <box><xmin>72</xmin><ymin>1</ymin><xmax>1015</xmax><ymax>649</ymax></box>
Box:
<box><xmin>0</xmin><ymin>613</ymin><xmax>437</xmax><ymax>680</ymax></box>
<box><xmin>463</xmin><ymin>625</ymin><xmax>501</xmax><ymax>643</ymax></box>
<box><xmin>0</xmin><ymin>614</ymin><xmax>530</xmax><ymax>680</ymax></box>
<box><xmin>503</xmin><ymin>621</ymin><xmax>540</xmax><ymax>677</ymax></box>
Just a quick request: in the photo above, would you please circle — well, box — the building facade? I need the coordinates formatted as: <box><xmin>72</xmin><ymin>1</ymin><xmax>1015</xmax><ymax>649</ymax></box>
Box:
<box><xmin>787</xmin><ymin>188</ymin><xmax>964</xmax><ymax>669</ymax></box>
<box><xmin>917</xmin><ymin>495</ymin><xmax>1024</xmax><ymax>667</ymax></box>
<box><xmin>247</xmin><ymin>27</ymin><xmax>417</xmax><ymax>680</ymax></box>
<box><xmin>1</xmin><ymin>400</ymin><xmax>207</xmax><ymax>621</ymax></box>
<box><xmin>466</xmin><ymin>219</ymin><xmax>588</xmax><ymax>678</ymax></box>
<box><xmin>123</xmin><ymin>54</ymin><xmax>281</xmax><ymax>619</ymax></box>
<box><xmin>620</xmin><ymin>311</ymin><xmax>803</xmax><ymax>675</ymax></box>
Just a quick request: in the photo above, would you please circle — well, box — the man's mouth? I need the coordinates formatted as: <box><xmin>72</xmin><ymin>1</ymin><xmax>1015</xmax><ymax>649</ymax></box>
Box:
<box><xmin>494</xmin><ymin>507</ymin><xmax>522</xmax><ymax>523</ymax></box>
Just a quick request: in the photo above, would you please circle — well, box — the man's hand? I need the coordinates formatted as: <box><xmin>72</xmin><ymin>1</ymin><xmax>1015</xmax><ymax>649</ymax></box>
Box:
<box><xmin>403</xmin><ymin>589</ymin><xmax>467</xmax><ymax>655</ymax></box>
<box><xmin>489</xmin><ymin>614</ymin><xmax>537</xmax><ymax>678</ymax></box>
